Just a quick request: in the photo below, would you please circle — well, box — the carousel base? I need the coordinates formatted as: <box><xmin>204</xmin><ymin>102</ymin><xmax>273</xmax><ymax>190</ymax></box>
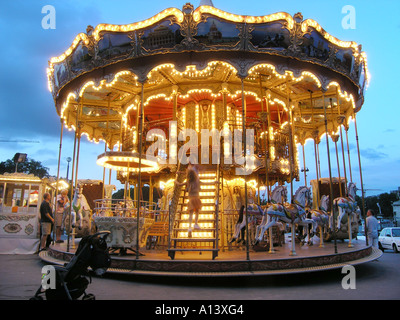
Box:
<box><xmin>39</xmin><ymin>236</ymin><xmax>382</xmax><ymax>277</ymax></box>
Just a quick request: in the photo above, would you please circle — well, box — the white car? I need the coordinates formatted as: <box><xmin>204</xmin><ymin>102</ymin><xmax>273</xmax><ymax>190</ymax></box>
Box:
<box><xmin>378</xmin><ymin>227</ymin><xmax>400</xmax><ymax>253</ymax></box>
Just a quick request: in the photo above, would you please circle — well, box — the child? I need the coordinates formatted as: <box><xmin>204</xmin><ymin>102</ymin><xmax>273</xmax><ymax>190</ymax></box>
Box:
<box><xmin>176</xmin><ymin>162</ymin><xmax>217</xmax><ymax>235</ymax></box>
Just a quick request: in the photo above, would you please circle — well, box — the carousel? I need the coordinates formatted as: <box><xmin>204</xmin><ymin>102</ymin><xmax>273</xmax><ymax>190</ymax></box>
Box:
<box><xmin>41</xmin><ymin>1</ymin><xmax>381</xmax><ymax>276</ymax></box>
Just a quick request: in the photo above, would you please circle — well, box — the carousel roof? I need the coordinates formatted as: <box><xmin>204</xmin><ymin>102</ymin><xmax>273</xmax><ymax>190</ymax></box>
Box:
<box><xmin>47</xmin><ymin>2</ymin><xmax>368</xmax><ymax>148</ymax></box>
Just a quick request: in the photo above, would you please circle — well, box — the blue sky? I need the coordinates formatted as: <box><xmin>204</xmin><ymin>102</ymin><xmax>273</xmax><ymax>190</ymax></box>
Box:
<box><xmin>0</xmin><ymin>0</ymin><xmax>399</xmax><ymax>196</ymax></box>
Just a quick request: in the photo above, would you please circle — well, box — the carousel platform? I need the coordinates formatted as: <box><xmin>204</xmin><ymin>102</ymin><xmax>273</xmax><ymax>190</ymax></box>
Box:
<box><xmin>39</xmin><ymin>235</ymin><xmax>382</xmax><ymax>277</ymax></box>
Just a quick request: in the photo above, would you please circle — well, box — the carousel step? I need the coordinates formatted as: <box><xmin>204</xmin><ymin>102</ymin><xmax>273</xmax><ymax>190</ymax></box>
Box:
<box><xmin>168</xmin><ymin>248</ymin><xmax>218</xmax><ymax>252</ymax></box>
<box><xmin>176</xmin><ymin>209</ymin><xmax>217</xmax><ymax>213</ymax></box>
<box><xmin>174</xmin><ymin>218</ymin><xmax>216</xmax><ymax>222</ymax></box>
<box><xmin>171</xmin><ymin>238</ymin><xmax>217</xmax><ymax>242</ymax></box>
<box><xmin>172</xmin><ymin>227</ymin><xmax>216</xmax><ymax>231</ymax></box>
<box><xmin>167</xmin><ymin>248</ymin><xmax>219</xmax><ymax>260</ymax></box>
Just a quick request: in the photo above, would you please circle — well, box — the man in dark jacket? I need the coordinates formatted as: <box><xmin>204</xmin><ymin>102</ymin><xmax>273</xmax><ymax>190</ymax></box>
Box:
<box><xmin>39</xmin><ymin>193</ymin><xmax>54</xmax><ymax>252</ymax></box>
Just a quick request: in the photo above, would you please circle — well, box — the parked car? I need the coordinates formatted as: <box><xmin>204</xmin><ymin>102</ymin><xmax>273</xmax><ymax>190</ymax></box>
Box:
<box><xmin>378</xmin><ymin>227</ymin><xmax>400</xmax><ymax>253</ymax></box>
<box><xmin>356</xmin><ymin>232</ymin><xmax>366</xmax><ymax>242</ymax></box>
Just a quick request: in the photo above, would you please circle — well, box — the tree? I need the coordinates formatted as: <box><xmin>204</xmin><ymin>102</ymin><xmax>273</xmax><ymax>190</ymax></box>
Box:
<box><xmin>112</xmin><ymin>185</ymin><xmax>162</xmax><ymax>204</ymax></box>
<box><xmin>0</xmin><ymin>157</ymin><xmax>50</xmax><ymax>178</ymax></box>
<box><xmin>356</xmin><ymin>192</ymin><xmax>398</xmax><ymax>219</ymax></box>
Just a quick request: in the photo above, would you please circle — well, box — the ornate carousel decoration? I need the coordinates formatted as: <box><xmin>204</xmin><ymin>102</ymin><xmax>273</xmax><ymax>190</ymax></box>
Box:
<box><xmin>43</xmin><ymin>1</ymin><xmax>377</xmax><ymax>273</ymax></box>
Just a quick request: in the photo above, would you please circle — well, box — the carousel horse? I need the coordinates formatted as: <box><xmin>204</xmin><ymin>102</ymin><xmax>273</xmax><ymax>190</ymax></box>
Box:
<box><xmin>254</xmin><ymin>186</ymin><xmax>317</xmax><ymax>246</ymax></box>
<box><xmin>309</xmin><ymin>194</ymin><xmax>330</xmax><ymax>231</ymax></box>
<box><xmin>253</xmin><ymin>185</ymin><xmax>288</xmax><ymax>245</ymax></box>
<box><xmin>62</xmin><ymin>187</ymin><xmax>87</xmax><ymax>231</ymax></box>
<box><xmin>286</xmin><ymin>186</ymin><xmax>318</xmax><ymax>245</ymax></box>
<box><xmin>307</xmin><ymin>194</ymin><xmax>330</xmax><ymax>247</ymax></box>
<box><xmin>229</xmin><ymin>203</ymin><xmax>263</xmax><ymax>245</ymax></box>
<box><xmin>333</xmin><ymin>182</ymin><xmax>358</xmax><ymax>232</ymax></box>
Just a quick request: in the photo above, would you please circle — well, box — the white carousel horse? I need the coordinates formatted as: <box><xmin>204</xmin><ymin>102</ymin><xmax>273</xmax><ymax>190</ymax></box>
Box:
<box><xmin>71</xmin><ymin>187</ymin><xmax>84</xmax><ymax>229</ymax></box>
<box><xmin>62</xmin><ymin>187</ymin><xmax>89</xmax><ymax>230</ymax></box>
<box><xmin>333</xmin><ymin>182</ymin><xmax>358</xmax><ymax>232</ymax></box>
<box><xmin>288</xmin><ymin>186</ymin><xmax>318</xmax><ymax>245</ymax></box>
<box><xmin>229</xmin><ymin>203</ymin><xmax>263</xmax><ymax>245</ymax></box>
<box><xmin>309</xmin><ymin>194</ymin><xmax>330</xmax><ymax>231</ymax></box>
<box><xmin>307</xmin><ymin>194</ymin><xmax>330</xmax><ymax>247</ymax></box>
<box><xmin>254</xmin><ymin>186</ymin><xmax>317</xmax><ymax>246</ymax></box>
<box><xmin>253</xmin><ymin>185</ymin><xmax>288</xmax><ymax>245</ymax></box>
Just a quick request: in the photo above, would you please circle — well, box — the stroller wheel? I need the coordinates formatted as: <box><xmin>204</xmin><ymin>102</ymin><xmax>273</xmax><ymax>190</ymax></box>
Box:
<box><xmin>82</xmin><ymin>293</ymin><xmax>95</xmax><ymax>300</ymax></box>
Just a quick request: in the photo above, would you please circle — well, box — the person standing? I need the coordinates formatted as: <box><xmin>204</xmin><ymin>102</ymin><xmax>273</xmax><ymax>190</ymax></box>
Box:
<box><xmin>55</xmin><ymin>189</ymin><xmax>69</xmax><ymax>243</ymax></box>
<box><xmin>39</xmin><ymin>193</ymin><xmax>54</xmax><ymax>252</ymax></box>
<box><xmin>175</xmin><ymin>162</ymin><xmax>217</xmax><ymax>236</ymax></box>
<box><xmin>366</xmin><ymin>209</ymin><xmax>379</xmax><ymax>249</ymax></box>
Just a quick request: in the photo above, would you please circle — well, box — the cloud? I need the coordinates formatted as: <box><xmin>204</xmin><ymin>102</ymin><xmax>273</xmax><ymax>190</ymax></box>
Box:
<box><xmin>361</xmin><ymin>148</ymin><xmax>387</xmax><ymax>160</ymax></box>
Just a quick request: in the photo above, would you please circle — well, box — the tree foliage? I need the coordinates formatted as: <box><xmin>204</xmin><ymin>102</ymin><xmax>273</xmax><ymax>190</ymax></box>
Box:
<box><xmin>112</xmin><ymin>185</ymin><xmax>162</xmax><ymax>204</ymax></box>
<box><xmin>356</xmin><ymin>192</ymin><xmax>399</xmax><ymax>218</ymax></box>
<box><xmin>0</xmin><ymin>157</ymin><xmax>50</xmax><ymax>179</ymax></box>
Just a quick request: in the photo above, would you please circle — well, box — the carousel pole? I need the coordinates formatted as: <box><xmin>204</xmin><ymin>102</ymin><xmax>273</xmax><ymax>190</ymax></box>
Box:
<box><xmin>310</xmin><ymin>91</ymin><xmax>321</xmax><ymax>210</ymax></box>
<box><xmin>313</xmin><ymin>132</ymin><xmax>320</xmax><ymax>208</ymax></box>
<box><xmin>262</xmin><ymin>86</ymin><xmax>275</xmax><ymax>254</ymax></box>
<box><xmin>102</xmin><ymin>96</ymin><xmax>111</xmax><ymax>200</ymax></box>
<box><xmin>345</xmin><ymin>124</ymin><xmax>353</xmax><ymax>182</ymax></box>
<box><xmin>336</xmin><ymin>88</ymin><xmax>348</xmax><ymax>196</ymax></box>
<box><xmin>52</xmin><ymin>119</ymin><xmax>64</xmax><ymax>245</ymax></box>
<box><xmin>241</xmin><ymin>77</ymin><xmax>250</xmax><ymax>262</ymax></box>
<box><xmin>353</xmin><ymin>112</ymin><xmax>368</xmax><ymax>246</ymax></box>
<box><xmin>136</xmin><ymin>81</ymin><xmax>145</xmax><ymax>259</ymax></box>
<box><xmin>70</xmin><ymin>124</ymin><xmax>82</xmax><ymax>250</ymax></box>
<box><xmin>287</xmin><ymin>82</ymin><xmax>297</xmax><ymax>256</ymax></box>
<box><xmin>67</xmin><ymin>110</ymin><xmax>78</xmax><ymax>252</ymax></box>
<box><xmin>258</xmin><ymin>76</ymin><xmax>271</xmax><ymax>205</ymax></box>
<box><xmin>323</xmin><ymin>93</ymin><xmax>338</xmax><ymax>254</ymax></box>
<box><xmin>266</xmin><ymin>89</ymin><xmax>273</xmax><ymax>201</ymax></box>
<box><xmin>302</xmin><ymin>143</ymin><xmax>307</xmax><ymax>186</ymax></box>
<box><xmin>330</xmin><ymin>98</ymin><xmax>343</xmax><ymax>198</ymax></box>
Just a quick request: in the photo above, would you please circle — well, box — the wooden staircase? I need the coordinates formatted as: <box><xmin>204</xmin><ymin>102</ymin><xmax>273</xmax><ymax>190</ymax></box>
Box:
<box><xmin>168</xmin><ymin>166</ymin><xmax>220</xmax><ymax>260</ymax></box>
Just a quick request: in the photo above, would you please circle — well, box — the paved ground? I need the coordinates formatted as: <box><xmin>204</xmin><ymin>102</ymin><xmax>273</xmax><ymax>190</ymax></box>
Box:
<box><xmin>0</xmin><ymin>249</ymin><xmax>399</xmax><ymax>301</ymax></box>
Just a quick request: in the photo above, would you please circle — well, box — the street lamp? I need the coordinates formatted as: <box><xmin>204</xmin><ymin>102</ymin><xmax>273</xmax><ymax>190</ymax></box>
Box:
<box><xmin>13</xmin><ymin>153</ymin><xmax>27</xmax><ymax>173</ymax></box>
<box><xmin>66</xmin><ymin>157</ymin><xmax>72</xmax><ymax>183</ymax></box>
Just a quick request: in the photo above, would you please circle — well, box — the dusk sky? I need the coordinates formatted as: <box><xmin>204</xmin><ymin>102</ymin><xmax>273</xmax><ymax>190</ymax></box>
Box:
<box><xmin>1</xmin><ymin>0</ymin><xmax>399</xmax><ymax>197</ymax></box>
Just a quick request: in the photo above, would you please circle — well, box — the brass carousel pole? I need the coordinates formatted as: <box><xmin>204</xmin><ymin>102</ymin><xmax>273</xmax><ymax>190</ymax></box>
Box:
<box><xmin>330</xmin><ymin>98</ymin><xmax>343</xmax><ymax>198</ymax></box>
<box><xmin>52</xmin><ymin>119</ymin><xmax>64</xmax><ymax>246</ymax></box>
<box><xmin>302</xmin><ymin>143</ymin><xmax>307</xmax><ymax>186</ymax></box>
<box><xmin>67</xmin><ymin>105</ymin><xmax>79</xmax><ymax>253</ymax></box>
<box><xmin>259</xmin><ymin>76</ymin><xmax>274</xmax><ymax>253</ymax></box>
<box><xmin>323</xmin><ymin>93</ymin><xmax>337</xmax><ymax>254</ymax></box>
<box><xmin>136</xmin><ymin>81</ymin><xmax>145</xmax><ymax>259</ymax></box>
<box><xmin>310</xmin><ymin>91</ymin><xmax>321</xmax><ymax>210</ymax></box>
<box><xmin>353</xmin><ymin>111</ymin><xmax>368</xmax><ymax>246</ymax></box>
<box><xmin>287</xmin><ymin>84</ymin><xmax>296</xmax><ymax>256</ymax></box>
<box><xmin>287</xmin><ymin>86</ymin><xmax>294</xmax><ymax>202</ymax></box>
<box><xmin>241</xmin><ymin>77</ymin><xmax>250</xmax><ymax>262</ymax></box>
<box><xmin>345</xmin><ymin>124</ymin><xmax>353</xmax><ymax>182</ymax></box>
<box><xmin>313</xmin><ymin>133</ymin><xmax>320</xmax><ymax>207</ymax></box>
<box><xmin>337</xmin><ymin>89</ymin><xmax>348</xmax><ymax>196</ymax></box>
<box><xmin>71</xmin><ymin>116</ymin><xmax>82</xmax><ymax>250</ymax></box>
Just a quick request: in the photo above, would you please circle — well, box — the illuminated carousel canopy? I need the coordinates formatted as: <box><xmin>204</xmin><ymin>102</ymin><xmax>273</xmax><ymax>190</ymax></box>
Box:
<box><xmin>47</xmin><ymin>2</ymin><xmax>368</xmax><ymax>183</ymax></box>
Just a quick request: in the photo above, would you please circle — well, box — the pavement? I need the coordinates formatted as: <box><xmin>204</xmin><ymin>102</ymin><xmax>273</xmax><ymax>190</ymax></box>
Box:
<box><xmin>1</xmin><ymin>248</ymin><xmax>400</xmax><ymax>301</ymax></box>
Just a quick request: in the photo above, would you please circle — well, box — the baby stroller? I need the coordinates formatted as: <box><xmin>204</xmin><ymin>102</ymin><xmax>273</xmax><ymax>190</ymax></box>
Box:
<box><xmin>31</xmin><ymin>231</ymin><xmax>111</xmax><ymax>300</ymax></box>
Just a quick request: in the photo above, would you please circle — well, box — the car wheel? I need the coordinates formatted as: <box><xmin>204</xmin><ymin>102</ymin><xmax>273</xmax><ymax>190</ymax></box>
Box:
<box><xmin>393</xmin><ymin>244</ymin><xmax>399</xmax><ymax>253</ymax></box>
<box><xmin>378</xmin><ymin>242</ymin><xmax>384</xmax><ymax>252</ymax></box>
